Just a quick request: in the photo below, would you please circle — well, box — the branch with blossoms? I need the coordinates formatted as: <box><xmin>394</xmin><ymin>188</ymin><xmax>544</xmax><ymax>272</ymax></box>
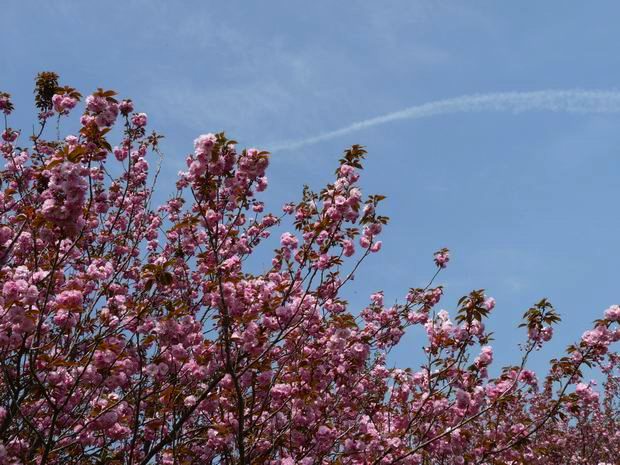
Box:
<box><xmin>0</xmin><ymin>73</ymin><xmax>617</xmax><ymax>465</ymax></box>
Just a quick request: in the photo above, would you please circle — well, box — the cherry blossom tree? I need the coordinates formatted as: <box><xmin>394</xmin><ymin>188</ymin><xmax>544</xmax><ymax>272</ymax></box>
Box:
<box><xmin>0</xmin><ymin>72</ymin><xmax>617</xmax><ymax>464</ymax></box>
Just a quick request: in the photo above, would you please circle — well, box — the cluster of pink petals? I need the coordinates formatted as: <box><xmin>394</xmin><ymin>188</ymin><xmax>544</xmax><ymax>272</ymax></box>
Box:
<box><xmin>52</xmin><ymin>94</ymin><xmax>77</xmax><ymax>115</ymax></box>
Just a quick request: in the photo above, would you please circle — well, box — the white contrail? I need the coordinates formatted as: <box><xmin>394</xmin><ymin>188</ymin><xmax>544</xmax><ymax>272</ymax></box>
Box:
<box><xmin>269</xmin><ymin>90</ymin><xmax>620</xmax><ymax>152</ymax></box>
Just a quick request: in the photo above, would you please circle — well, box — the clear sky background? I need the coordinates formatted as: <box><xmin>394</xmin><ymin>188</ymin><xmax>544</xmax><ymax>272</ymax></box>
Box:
<box><xmin>2</xmin><ymin>1</ymin><xmax>619</xmax><ymax>373</ymax></box>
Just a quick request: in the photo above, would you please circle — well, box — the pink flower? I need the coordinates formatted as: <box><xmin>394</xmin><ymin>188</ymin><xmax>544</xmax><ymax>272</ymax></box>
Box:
<box><xmin>56</xmin><ymin>290</ymin><xmax>84</xmax><ymax>309</ymax></box>
<box><xmin>455</xmin><ymin>389</ymin><xmax>471</xmax><ymax>410</ymax></box>
<box><xmin>483</xmin><ymin>296</ymin><xmax>496</xmax><ymax>311</ymax></box>
<box><xmin>131</xmin><ymin>112</ymin><xmax>148</xmax><ymax>127</ymax></box>
<box><xmin>52</xmin><ymin>94</ymin><xmax>77</xmax><ymax>115</ymax></box>
<box><xmin>194</xmin><ymin>133</ymin><xmax>217</xmax><ymax>154</ymax></box>
<box><xmin>475</xmin><ymin>346</ymin><xmax>493</xmax><ymax>368</ymax></box>
<box><xmin>2</xmin><ymin>129</ymin><xmax>19</xmax><ymax>142</ymax></box>
<box><xmin>582</xmin><ymin>326</ymin><xmax>611</xmax><ymax>348</ymax></box>
<box><xmin>280</xmin><ymin>232</ymin><xmax>298</xmax><ymax>249</ymax></box>
<box><xmin>370</xmin><ymin>240</ymin><xmax>382</xmax><ymax>253</ymax></box>
<box><xmin>119</xmin><ymin>99</ymin><xmax>134</xmax><ymax>115</ymax></box>
<box><xmin>342</xmin><ymin>239</ymin><xmax>355</xmax><ymax>257</ymax></box>
<box><xmin>434</xmin><ymin>249</ymin><xmax>450</xmax><ymax>268</ymax></box>
<box><xmin>315</xmin><ymin>254</ymin><xmax>331</xmax><ymax>270</ymax></box>
<box><xmin>85</xmin><ymin>94</ymin><xmax>118</xmax><ymax>127</ymax></box>
<box><xmin>604</xmin><ymin>304</ymin><xmax>620</xmax><ymax>322</ymax></box>
<box><xmin>540</xmin><ymin>326</ymin><xmax>553</xmax><ymax>341</ymax></box>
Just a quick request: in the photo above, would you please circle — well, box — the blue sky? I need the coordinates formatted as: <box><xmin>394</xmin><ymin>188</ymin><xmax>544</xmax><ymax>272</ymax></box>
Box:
<box><xmin>2</xmin><ymin>1</ymin><xmax>619</xmax><ymax>372</ymax></box>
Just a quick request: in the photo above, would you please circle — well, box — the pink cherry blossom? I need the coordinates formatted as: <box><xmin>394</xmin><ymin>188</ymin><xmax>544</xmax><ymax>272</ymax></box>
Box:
<box><xmin>0</xmin><ymin>74</ymin><xmax>615</xmax><ymax>465</ymax></box>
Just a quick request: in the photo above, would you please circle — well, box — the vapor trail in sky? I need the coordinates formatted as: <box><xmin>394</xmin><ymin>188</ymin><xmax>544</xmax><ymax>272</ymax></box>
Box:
<box><xmin>269</xmin><ymin>90</ymin><xmax>620</xmax><ymax>152</ymax></box>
